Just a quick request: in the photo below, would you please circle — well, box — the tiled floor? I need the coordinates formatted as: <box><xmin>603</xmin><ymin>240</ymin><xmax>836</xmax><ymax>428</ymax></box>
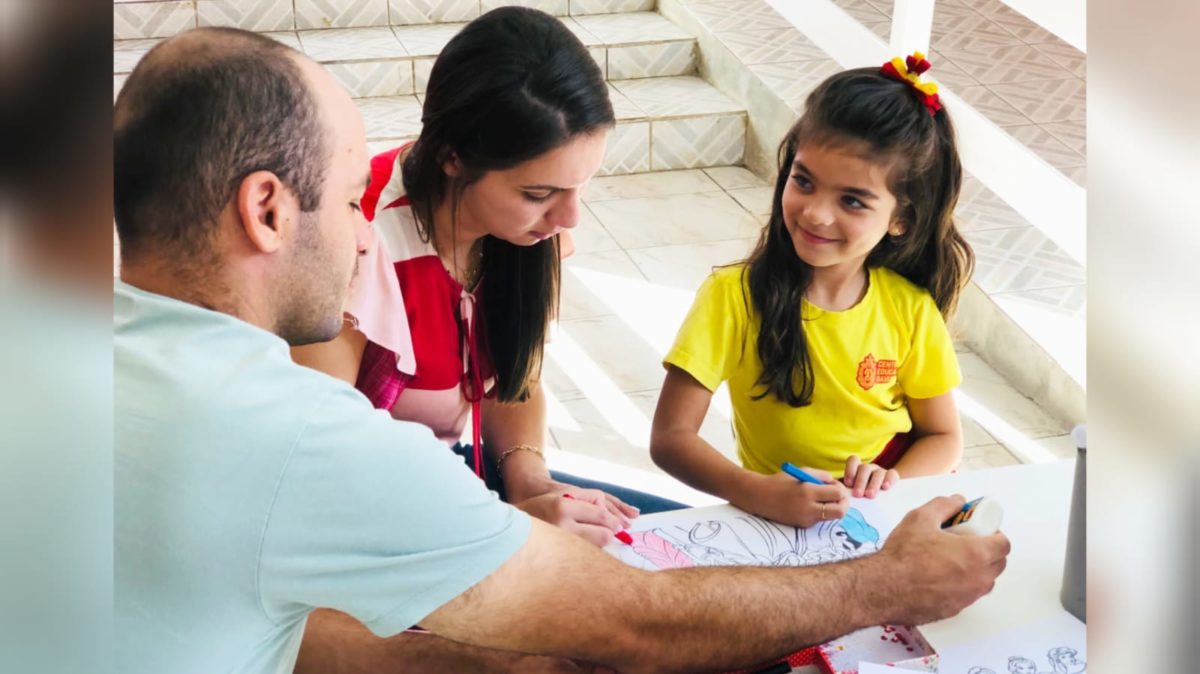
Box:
<box><xmin>833</xmin><ymin>0</ymin><xmax>1086</xmax><ymax>189</ymax></box>
<box><xmin>677</xmin><ymin>0</ymin><xmax>1088</xmax><ymax>193</ymax></box>
<box><xmin>544</xmin><ymin>167</ymin><xmax>1075</xmax><ymax>503</ymax></box>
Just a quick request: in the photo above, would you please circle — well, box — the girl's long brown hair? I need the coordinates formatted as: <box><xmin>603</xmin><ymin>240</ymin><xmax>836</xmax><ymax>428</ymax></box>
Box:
<box><xmin>745</xmin><ymin>66</ymin><xmax>974</xmax><ymax>407</ymax></box>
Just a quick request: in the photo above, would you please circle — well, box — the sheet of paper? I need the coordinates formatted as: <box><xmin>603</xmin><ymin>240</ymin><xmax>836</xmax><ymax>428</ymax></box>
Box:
<box><xmin>605</xmin><ymin>499</ymin><xmax>897</xmax><ymax>570</ymax></box>
<box><xmin>857</xmin><ymin>662</ymin><xmax>930</xmax><ymax>673</ymax></box>
<box><xmin>935</xmin><ymin>611</ymin><xmax>1086</xmax><ymax>674</ymax></box>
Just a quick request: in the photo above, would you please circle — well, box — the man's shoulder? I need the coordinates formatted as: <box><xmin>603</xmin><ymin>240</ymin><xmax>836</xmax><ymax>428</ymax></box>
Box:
<box><xmin>114</xmin><ymin>281</ymin><xmax>382</xmax><ymax>454</ymax></box>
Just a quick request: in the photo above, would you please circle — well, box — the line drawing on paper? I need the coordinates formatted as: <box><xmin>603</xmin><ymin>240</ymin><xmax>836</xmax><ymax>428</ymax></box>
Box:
<box><xmin>967</xmin><ymin>647</ymin><xmax>1086</xmax><ymax>674</ymax></box>
<box><xmin>616</xmin><ymin>507</ymin><xmax>882</xmax><ymax>571</ymax></box>
<box><xmin>1008</xmin><ymin>658</ymin><xmax>1039</xmax><ymax>674</ymax></box>
<box><xmin>939</xmin><ymin>610</ymin><xmax>1085</xmax><ymax>674</ymax></box>
<box><xmin>1045</xmin><ymin>646</ymin><xmax>1086</xmax><ymax>673</ymax></box>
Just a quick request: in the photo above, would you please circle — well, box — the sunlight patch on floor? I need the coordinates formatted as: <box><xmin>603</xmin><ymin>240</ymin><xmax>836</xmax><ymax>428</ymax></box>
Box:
<box><xmin>955</xmin><ymin>389</ymin><xmax>1062</xmax><ymax>464</ymax></box>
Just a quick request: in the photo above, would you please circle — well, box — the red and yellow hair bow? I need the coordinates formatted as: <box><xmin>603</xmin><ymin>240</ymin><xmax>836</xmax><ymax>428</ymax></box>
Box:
<box><xmin>881</xmin><ymin>51</ymin><xmax>941</xmax><ymax>115</ymax></box>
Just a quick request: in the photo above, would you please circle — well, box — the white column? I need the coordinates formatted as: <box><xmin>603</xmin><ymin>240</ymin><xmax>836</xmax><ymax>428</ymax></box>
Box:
<box><xmin>889</xmin><ymin>0</ymin><xmax>936</xmax><ymax>56</ymax></box>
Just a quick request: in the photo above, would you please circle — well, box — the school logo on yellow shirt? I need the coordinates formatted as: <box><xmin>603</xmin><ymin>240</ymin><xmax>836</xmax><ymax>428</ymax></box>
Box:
<box><xmin>856</xmin><ymin>354</ymin><xmax>897</xmax><ymax>390</ymax></box>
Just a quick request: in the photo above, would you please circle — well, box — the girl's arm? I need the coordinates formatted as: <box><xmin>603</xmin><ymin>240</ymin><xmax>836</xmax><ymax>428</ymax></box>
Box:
<box><xmin>290</xmin><ymin>325</ymin><xmax>367</xmax><ymax>385</ymax></box>
<box><xmin>650</xmin><ymin>366</ymin><xmax>849</xmax><ymax>528</ymax></box>
<box><xmin>650</xmin><ymin>366</ymin><xmax>755</xmax><ymax>501</ymax></box>
<box><xmin>892</xmin><ymin>391</ymin><xmax>964</xmax><ymax>477</ymax></box>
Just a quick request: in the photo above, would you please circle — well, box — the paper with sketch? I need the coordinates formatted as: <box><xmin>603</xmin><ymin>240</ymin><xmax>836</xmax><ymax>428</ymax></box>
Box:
<box><xmin>605</xmin><ymin>500</ymin><xmax>897</xmax><ymax>570</ymax></box>
<box><xmin>936</xmin><ymin>611</ymin><xmax>1086</xmax><ymax>674</ymax></box>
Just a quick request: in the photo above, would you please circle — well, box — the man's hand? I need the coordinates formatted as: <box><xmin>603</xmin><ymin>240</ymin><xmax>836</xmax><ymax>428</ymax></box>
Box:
<box><xmin>876</xmin><ymin>495</ymin><xmax>1011</xmax><ymax>625</ymax></box>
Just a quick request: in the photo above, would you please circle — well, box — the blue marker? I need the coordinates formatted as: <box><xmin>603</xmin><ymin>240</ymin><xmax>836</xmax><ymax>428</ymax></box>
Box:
<box><xmin>780</xmin><ymin>462</ymin><xmax>826</xmax><ymax>485</ymax></box>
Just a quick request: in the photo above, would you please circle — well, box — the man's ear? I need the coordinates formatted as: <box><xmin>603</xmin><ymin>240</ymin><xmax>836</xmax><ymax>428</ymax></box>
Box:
<box><xmin>235</xmin><ymin>171</ymin><xmax>295</xmax><ymax>254</ymax></box>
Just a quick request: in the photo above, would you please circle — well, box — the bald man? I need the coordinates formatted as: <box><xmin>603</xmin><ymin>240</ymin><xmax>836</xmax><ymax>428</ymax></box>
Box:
<box><xmin>114</xmin><ymin>27</ymin><xmax>1009</xmax><ymax>674</ymax></box>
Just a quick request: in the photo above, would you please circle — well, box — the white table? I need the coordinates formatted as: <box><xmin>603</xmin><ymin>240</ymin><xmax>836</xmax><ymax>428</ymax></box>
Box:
<box><xmin>610</xmin><ymin>459</ymin><xmax>1080</xmax><ymax>671</ymax></box>
<box><xmin>618</xmin><ymin>460</ymin><xmax>1080</xmax><ymax>671</ymax></box>
<box><xmin>782</xmin><ymin>460</ymin><xmax>1078</xmax><ymax>672</ymax></box>
<box><xmin>875</xmin><ymin>459</ymin><xmax>1078</xmax><ymax>651</ymax></box>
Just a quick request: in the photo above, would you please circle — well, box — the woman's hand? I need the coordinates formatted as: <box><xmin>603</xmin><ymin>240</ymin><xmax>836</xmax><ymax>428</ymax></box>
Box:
<box><xmin>738</xmin><ymin>468</ymin><xmax>850</xmax><ymax>528</ymax></box>
<box><xmin>514</xmin><ymin>489</ymin><xmax>632</xmax><ymax>548</ymax></box>
<box><xmin>842</xmin><ymin>455</ymin><xmax>900</xmax><ymax>498</ymax></box>
<box><xmin>507</xmin><ymin>474</ymin><xmax>639</xmax><ymax>524</ymax></box>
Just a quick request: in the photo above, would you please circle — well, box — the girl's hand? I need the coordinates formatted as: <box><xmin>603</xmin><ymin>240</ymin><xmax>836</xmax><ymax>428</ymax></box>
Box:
<box><xmin>513</xmin><ymin>491</ymin><xmax>630</xmax><ymax>548</ymax></box>
<box><xmin>740</xmin><ymin>468</ymin><xmax>850</xmax><ymax>528</ymax></box>
<box><xmin>842</xmin><ymin>455</ymin><xmax>900</xmax><ymax>498</ymax></box>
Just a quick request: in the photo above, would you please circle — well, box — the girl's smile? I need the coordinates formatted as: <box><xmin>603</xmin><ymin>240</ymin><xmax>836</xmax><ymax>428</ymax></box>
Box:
<box><xmin>797</xmin><ymin>227</ymin><xmax>840</xmax><ymax>245</ymax></box>
<box><xmin>782</xmin><ymin>142</ymin><xmax>904</xmax><ymax>275</ymax></box>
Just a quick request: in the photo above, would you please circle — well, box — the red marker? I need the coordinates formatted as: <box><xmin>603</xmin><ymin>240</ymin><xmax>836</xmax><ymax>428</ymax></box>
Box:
<box><xmin>563</xmin><ymin>494</ymin><xmax>633</xmax><ymax>546</ymax></box>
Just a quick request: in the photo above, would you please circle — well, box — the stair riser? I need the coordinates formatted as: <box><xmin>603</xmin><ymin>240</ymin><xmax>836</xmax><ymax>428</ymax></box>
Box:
<box><xmin>114</xmin><ymin>0</ymin><xmax>660</xmax><ymax>40</ymax></box>
<box><xmin>115</xmin><ymin>35</ymin><xmax>693</xmax><ymax>86</ymax></box>
<box><xmin>363</xmin><ymin>115</ymin><xmax>746</xmax><ymax>176</ymax></box>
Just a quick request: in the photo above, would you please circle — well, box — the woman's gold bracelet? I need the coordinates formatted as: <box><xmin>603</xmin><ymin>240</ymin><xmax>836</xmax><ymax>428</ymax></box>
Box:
<box><xmin>495</xmin><ymin>444</ymin><xmax>545</xmax><ymax>467</ymax></box>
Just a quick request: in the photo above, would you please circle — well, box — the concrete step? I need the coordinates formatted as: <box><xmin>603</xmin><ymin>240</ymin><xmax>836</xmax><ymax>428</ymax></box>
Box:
<box><xmin>358</xmin><ymin>75</ymin><xmax>746</xmax><ymax>175</ymax></box>
<box><xmin>113</xmin><ymin>0</ymin><xmax>661</xmax><ymax>41</ymax></box>
<box><xmin>114</xmin><ymin>11</ymin><xmax>696</xmax><ymax>97</ymax></box>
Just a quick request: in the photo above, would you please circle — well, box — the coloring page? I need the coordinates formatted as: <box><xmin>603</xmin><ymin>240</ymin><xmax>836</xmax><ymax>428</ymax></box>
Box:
<box><xmin>606</xmin><ymin>501</ymin><xmax>896</xmax><ymax>570</ymax></box>
<box><xmin>936</xmin><ymin>612</ymin><xmax>1086</xmax><ymax>674</ymax></box>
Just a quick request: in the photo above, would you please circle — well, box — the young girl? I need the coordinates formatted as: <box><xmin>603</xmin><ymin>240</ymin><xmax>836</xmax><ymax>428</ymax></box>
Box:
<box><xmin>650</xmin><ymin>54</ymin><xmax>974</xmax><ymax>529</ymax></box>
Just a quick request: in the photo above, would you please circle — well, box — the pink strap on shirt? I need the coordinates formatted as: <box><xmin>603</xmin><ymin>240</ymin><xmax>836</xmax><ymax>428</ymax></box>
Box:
<box><xmin>460</xmin><ymin>289</ymin><xmax>484</xmax><ymax>479</ymax></box>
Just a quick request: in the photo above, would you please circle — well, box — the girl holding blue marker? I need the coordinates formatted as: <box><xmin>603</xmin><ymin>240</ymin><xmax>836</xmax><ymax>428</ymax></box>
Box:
<box><xmin>650</xmin><ymin>55</ymin><xmax>971</xmax><ymax>528</ymax></box>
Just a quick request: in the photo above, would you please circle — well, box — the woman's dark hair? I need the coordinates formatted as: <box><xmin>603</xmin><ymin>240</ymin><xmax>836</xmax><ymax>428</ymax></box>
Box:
<box><xmin>401</xmin><ymin>7</ymin><xmax>614</xmax><ymax>403</ymax></box>
<box><xmin>745</xmin><ymin>66</ymin><xmax>974</xmax><ymax>407</ymax></box>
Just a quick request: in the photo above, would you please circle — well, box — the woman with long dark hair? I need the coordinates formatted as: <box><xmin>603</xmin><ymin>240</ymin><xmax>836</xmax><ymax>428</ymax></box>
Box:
<box><xmin>293</xmin><ymin>7</ymin><xmax>681</xmax><ymax>551</ymax></box>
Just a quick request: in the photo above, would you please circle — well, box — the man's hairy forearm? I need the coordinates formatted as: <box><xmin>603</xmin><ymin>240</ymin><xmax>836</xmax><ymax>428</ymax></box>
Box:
<box><xmin>619</xmin><ymin>554</ymin><xmax>895</xmax><ymax>673</ymax></box>
<box><xmin>295</xmin><ymin>609</ymin><xmax>545</xmax><ymax>674</ymax></box>
<box><xmin>423</xmin><ymin>501</ymin><xmax>1004</xmax><ymax>673</ymax></box>
<box><xmin>301</xmin><ymin>557</ymin><xmax>898</xmax><ymax>674</ymax></box>
<box><xmin>422</xmin><ymin>520</ymin><xmax>903</xmax><ymax>673</ymax></box>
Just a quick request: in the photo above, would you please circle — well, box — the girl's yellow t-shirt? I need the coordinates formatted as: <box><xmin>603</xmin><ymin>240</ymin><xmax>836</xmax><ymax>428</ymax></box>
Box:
<box><xmin>664</xmin><ymin>264</ymin><xmax>961</xmax><ymax>477</ymax></box>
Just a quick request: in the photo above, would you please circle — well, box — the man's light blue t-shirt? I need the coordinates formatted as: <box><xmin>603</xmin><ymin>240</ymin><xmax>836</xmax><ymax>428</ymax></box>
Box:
<box><xmin>115</xmin><ymin>281</ymin><xmax>531</xmax><ymax>674</ymax></box>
